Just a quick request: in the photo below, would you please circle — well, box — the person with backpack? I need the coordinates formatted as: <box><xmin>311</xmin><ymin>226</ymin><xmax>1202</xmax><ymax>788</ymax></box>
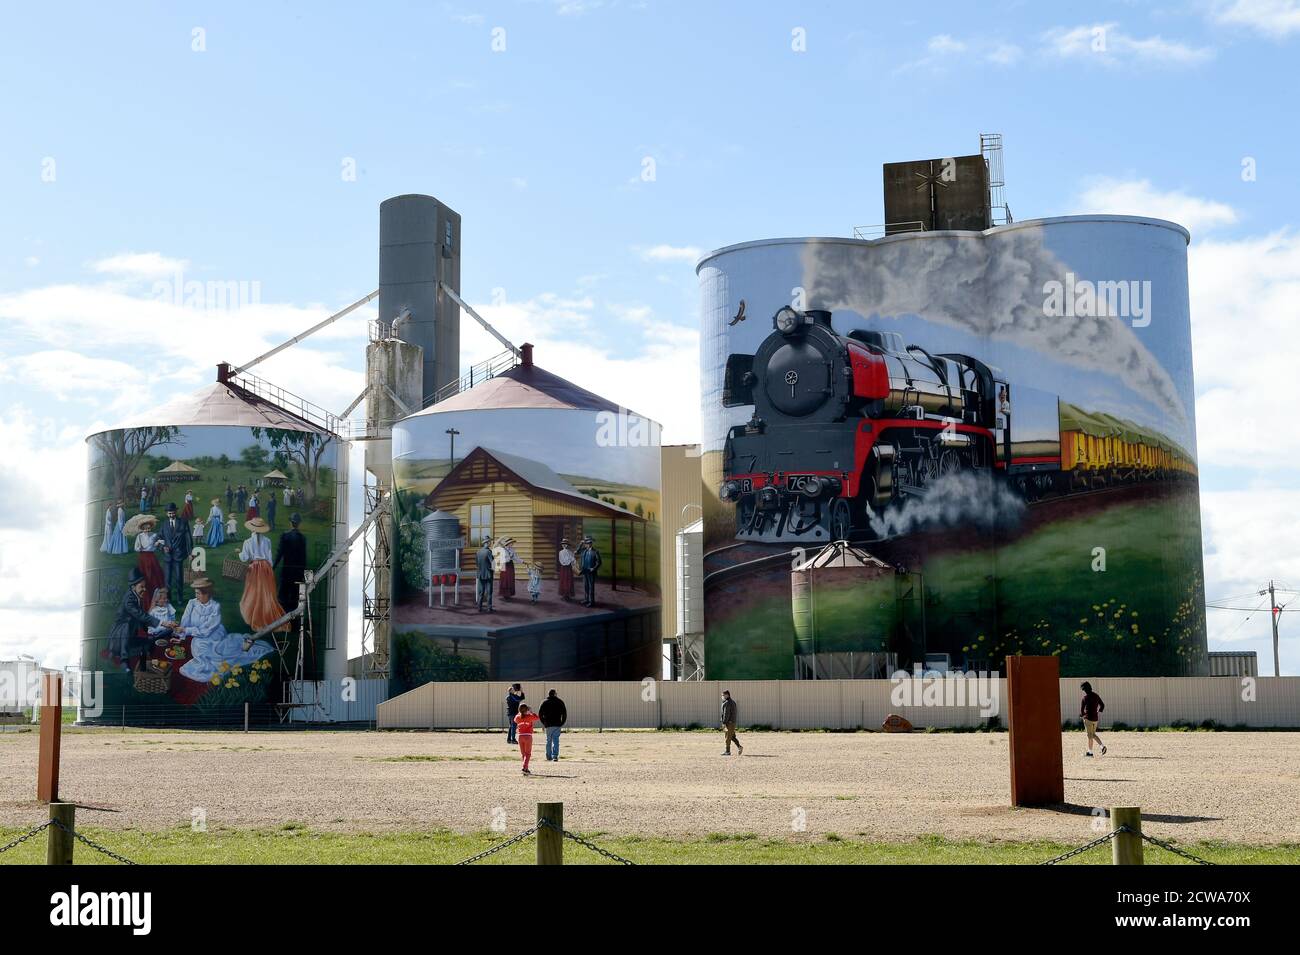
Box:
<box><xmin>1080</xmin><ymin>681</ymin><xmax>1107</xmax><ymax>757</ymax></box>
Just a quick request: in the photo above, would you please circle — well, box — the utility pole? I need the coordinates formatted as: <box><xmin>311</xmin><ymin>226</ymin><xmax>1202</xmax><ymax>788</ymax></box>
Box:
<box><xmin>1270</xmin><ymin>579</ymin><xmax>1280</xmax><ymax>677</ymax></box>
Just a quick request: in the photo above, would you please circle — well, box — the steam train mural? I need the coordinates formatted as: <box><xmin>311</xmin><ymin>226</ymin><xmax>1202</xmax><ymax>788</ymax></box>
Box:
<box><xmin>719</xmin><ymin>306</ymin><xmax>1197</xmax><ymax>543</ymax></box>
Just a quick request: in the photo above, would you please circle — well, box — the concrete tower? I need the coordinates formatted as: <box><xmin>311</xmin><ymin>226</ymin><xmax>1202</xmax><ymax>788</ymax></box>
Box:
<box><xmin>378</xmin><ymin>194</ymin><xmax>461</xmax><ymax>407</ymax></box>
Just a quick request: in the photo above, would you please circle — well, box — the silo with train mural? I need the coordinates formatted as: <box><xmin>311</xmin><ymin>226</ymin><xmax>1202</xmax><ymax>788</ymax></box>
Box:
<box><xmin>699</xmin><ymin>214</ymin><xmax>1208</xmax><ymax>679</ymax></box>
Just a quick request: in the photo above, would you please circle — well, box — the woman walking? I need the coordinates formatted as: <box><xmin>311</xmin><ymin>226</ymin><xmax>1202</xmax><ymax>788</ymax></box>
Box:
<box><xmin>238</xmin><ymin>517</ymin><xmax>289</xmax><ymax>632</ymax></box>
<box><xmin>107</xmin><ymin>503</ymin><xmax>129</xmax><ymax>555</ymax></box>
<box><xmin>205</xmin><ymin>498</ymin><xmax>226</xmax><ymax>547</ymax></box>
<box><xmin>513</xmin><ymin>703</ymin><xmax>541</xmax><ymax>775</ymax></box>
<box><xmin>99</xmin><ymin>505</ymin><xmax>114</xmax><ymax>553</ymax></box>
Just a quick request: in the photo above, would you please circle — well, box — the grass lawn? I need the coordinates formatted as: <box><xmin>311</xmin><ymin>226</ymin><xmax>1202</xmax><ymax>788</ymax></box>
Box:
<box><xmin>2</xmin><ymin>825</ymin><xmax>1295</xmax><ymax>865</ymax></box>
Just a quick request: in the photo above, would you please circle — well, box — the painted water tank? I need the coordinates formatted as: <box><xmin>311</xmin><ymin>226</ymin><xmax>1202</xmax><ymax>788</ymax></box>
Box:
<box><xmin>389</xmin><ymin>344</ymin><xmax>662</xmax><ymax>687</ymax></box>
<box><xmin>698</xmin><ymin>216</ymin><xmax>1208</xmax><ymax>679</ymax></box>
<box><xmin>81</xmin><ymin>381</ymin><xmax>348</xmax><ymax>724</ymax></box>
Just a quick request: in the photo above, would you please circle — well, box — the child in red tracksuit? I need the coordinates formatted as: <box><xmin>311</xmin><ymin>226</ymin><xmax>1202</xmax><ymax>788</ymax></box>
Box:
<box><xmin>514</xmin><ymin>704</ymin><xmax>540</xmax><ymax>775</ymax></box>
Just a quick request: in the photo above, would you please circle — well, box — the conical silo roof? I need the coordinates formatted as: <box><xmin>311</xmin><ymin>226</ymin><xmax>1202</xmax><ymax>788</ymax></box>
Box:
<box><xmin>89</xmin><ymin>382</ymin><xmax>331</xmax><ymax>437</ymax></box>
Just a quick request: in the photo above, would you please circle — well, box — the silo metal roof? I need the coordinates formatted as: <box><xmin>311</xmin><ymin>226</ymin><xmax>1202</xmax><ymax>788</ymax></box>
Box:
<box><xmin>88</xmin><ymin>382</ymin><xmax>331</xmax><ymax>438</ymax></box>
<box><xmin>405</xmin><ymin>362</ymin><xmax>625</xmax><ymax>416</ymax></box>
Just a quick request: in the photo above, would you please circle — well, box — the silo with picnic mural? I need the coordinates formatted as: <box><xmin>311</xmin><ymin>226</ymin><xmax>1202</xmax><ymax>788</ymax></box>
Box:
<box><xmin>81</xmin><ymin>380</ymin><xmax>348</xmax><ymax>724</ymax></box>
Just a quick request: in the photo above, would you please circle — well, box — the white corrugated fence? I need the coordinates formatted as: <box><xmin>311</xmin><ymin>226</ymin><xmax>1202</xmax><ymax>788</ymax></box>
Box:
<box><xmin>377</xmin><ymin>676</ymin><xmax>1300</xmax><ymax>730</ymax></box>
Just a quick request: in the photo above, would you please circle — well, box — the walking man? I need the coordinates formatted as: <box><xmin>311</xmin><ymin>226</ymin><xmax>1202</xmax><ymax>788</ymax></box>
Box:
<box><xmin>721</xmin><ymin>689</ymin><xmax>743</xmax><ymax>756</ymax></box>
<box><xmin>538</xmin><ymin>689</ymin><xmax>567</xmax><ymax>762</ymax></box>
<box><xmin>1080</xmin><ymin>681</ymin><xmax>1107</xmax><ymax>756</ymax></box>
<box><xmin>476</xmin><ymin>537</ymin><xmax>495</xmax><ymax>613</ymax></box>
<box><xmin>505</xmin><ymin>683</ymin><xmax>525</xmax><ymax>744</ymax></box>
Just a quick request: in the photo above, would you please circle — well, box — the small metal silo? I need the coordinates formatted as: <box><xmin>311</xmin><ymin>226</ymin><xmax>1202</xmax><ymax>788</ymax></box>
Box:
<box><xmin>421</xmin><ymin>509</ymin><xmax>464</xmax><ymax>606</ymax></box>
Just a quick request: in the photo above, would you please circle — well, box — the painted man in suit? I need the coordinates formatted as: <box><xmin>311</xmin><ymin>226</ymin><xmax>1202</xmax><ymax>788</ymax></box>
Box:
<box><xmin>273</xmin><ymin>512</ymin><xmax>308</xmax><ymax>611</ymax></box>
<box><xmin>578</xmin><ymin>536</ymin><xmax>602</xmax><ymax>607</ymax></box>
<box><xmin>159</xmin><ymin>502</ymin><xmax>192</xmax><ymax>604</ymax></box>
<box><xmin>476</xmin><ymin>537</ymin><xmax>495</xmax><ymax>613</ymax></box>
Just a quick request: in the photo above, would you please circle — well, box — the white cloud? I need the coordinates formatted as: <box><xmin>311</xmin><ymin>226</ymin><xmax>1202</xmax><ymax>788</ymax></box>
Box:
<box><xmin>1210</xmin><ymin>0</ymin><xmax>1300</xmax><ymax>37</ymax></box>
<box><xmin>928</xmin><ymin>34</ymin><xmax>966</xmax><ymax>55</ymax></box>
<box><xmin>639</xmin><ymin>244</ymin><xmax>703</xmax><ymax>263</ymax></box>
<box><xmin>1042</xmin><ymin>22</ymin><xmax>1214</xmax><ymax>66</ymax></box>
<box><xmin>1074</xmin><ymin>177</ymin><xmax>1238</xmax><ymax>235</ymax></box>
<box><xmin>898</xmin><ymin>34</ymin><xmax>1021</xmax><ymax>71</ymax></box>
<box><xmin>91</xmin><ymin>251</ymin><xmax>189</xmax><ymax>279</ymax></box>
<box><xmin>0</xmin><ymin>407</ymin><xmax>88</xmax><ymax>668</ymax></box>
<box><xmin>1189</xmin><ymin>230</ymin><xmax>1300</xmax><ymax>468</ymax></box>
<box><xmin>462</xmin><ymin>290</ymin><xmax>699</xmax><ymax>443</ymax></box>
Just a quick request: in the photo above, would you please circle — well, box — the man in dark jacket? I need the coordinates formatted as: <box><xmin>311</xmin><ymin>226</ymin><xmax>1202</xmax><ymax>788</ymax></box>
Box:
<box><xmin>538</xmin><ymin>689</ymin><xmax>568</xmax><ymax>762</ymax></box>
<box><xmin>578</xmin><ymin>536</ymin><xmax>602</xmax><ymax>607</ymax></box>
<box><xmin>1080</xmin><ymin>681</ymin><xmax>1107</xmax><ymax>756</ymax></box>
<box><xmin>159</xmin><ymin>502</ymin><xmax>192</xmax><ymax>604</ymax></box>
<box><xmin>274</xmin><ymin>513</ymin><xmax>308</xmax><ymax>611</ymax></box>
<box><xmin>721</xmin><ymin>689</ymin><xmax>743</xmax><ymax>756</ymax></box>
<box><xmin>476</xmin><ymin>538</ymin><xmax>495</xmax><ymax>613</ymax></box>
<box><xmin>108</xmin><ymin>568</ymin><xmax>159</xmax><ymax>671</ymax></box>
<box><xmin>505</xmin><ymin>683</ymin><xmax>524</xmax><ymax>744</ymax></box>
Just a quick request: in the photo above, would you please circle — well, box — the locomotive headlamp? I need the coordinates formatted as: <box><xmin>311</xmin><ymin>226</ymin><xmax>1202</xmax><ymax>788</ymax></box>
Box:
<box><xmin>773</xmin><ymin>306</ymin><xmax>802</xmax><ymax>335</ymax></box>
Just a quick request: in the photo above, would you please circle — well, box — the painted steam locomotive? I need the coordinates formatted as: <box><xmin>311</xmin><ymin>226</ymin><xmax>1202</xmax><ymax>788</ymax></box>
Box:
<box><xmin>719</xmin><ymin>306</ymin><xmax>1194</xmax><ymax>542</ymax></box>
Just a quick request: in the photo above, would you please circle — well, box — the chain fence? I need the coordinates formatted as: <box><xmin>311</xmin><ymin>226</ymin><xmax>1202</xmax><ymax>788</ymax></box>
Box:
<box><xmin>1041</xmin><ymin>825</ymin><xmax>1215</xmax><ymax>865</ymax></box>
<box><xmin>455</xmin><ymin>818</ymin><xmax>636</xmax><ymax>865</ymax></box>
<box><xmin>0</xmin><ymin>818</ymin><xmax>137</xmax><ymax>865</ymax></box>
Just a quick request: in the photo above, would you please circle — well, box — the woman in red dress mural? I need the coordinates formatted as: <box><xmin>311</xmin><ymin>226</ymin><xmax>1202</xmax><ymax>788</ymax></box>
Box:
<box><xmin>132</xmin><ymin>515</ymin><xmax>166</xmax><ymax>600</ymax></box>
<box><xmin>556</xmin><ymin>538</ymin><xmax>576</xmax><ymax>601</ymax></box>
<box><xmin>239</xmin><ymin>517</ymin><xmax>289</xmax><ymax>632</ymax></box>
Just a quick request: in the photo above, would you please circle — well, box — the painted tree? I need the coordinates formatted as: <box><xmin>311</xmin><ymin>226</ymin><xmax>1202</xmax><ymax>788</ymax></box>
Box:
<box><xmin>250</xmin><ymin>428</ymin><xmax>331</xmax><ymax>502</ymax></box>
<box><xmin>90</xmin><ymin>427</ymin><xmax>181</xmax><ymax>506</ymax></box>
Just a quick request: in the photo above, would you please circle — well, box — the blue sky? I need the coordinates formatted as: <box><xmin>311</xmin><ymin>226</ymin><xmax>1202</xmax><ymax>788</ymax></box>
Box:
<box><xmin>3</xmin><ymin>0</ymin><xmax>1300</xmax><ymax>671</ymax></box>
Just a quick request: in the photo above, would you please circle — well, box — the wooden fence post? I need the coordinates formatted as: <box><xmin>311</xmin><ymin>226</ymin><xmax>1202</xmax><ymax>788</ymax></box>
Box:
<box><xmin>47</xmin><ymin>802</ymin><xmax>75</xmax><ymax>865</ymax></box>
<box><xmin>1111</xmin><ymin>806</ymin><xmax>1143</xmax><ymax>865</ymax></box>
<box><xmin>537</xmin><ymin>802</ymin><xmax>563</xmax><ymax>866</ymax></box>
<box><xmin>37</xmin><ymin>672</ymin><xmax>62</xmax><ymax>803</ymax></box>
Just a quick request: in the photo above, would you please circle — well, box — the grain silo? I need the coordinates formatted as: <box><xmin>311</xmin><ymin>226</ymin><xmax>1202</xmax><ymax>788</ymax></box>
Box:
<box><xmin>82</xmin><ymin>380</ymin><xmax>349</xmax><ymax>724</ymax></box>
<box><xmin>388</xmin><ymin>343</ymin><xmax>663</xmax><ymax>687</ymax></box>
<box><xmin>699</xmin><ymin>145</ymin><xmax>1207</xmax><ymax>679</ymax></box>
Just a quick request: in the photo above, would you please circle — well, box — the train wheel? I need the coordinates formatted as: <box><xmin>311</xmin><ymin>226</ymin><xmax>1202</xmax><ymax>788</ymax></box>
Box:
<box><xmin>829</xmin><ymin>498</ymin><xmax>852</xmax><ymax>541</ymax></box>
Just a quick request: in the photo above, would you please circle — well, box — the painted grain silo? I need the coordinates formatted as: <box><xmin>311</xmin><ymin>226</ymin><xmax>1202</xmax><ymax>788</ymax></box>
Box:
<box><xmin>700</xmin><ymin>210</ymin><xmax>1207</xmax><ymax>680</ymax></box>
<box><xmin>389</xmin><ymin>344</ymin><xmax>662</xmax><ymax>688</ymax></box>
<box><xmin>82</xmin><ymin>380</ymin><xmax>349</xmax><ymax>724</ymax></box>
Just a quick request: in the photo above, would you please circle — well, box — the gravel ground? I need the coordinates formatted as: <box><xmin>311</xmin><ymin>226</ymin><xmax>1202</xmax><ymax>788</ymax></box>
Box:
<box><xmin>2</xmin><ymin>728</ymin><xmax>1297</xmax><ymax>844</ymax></box>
